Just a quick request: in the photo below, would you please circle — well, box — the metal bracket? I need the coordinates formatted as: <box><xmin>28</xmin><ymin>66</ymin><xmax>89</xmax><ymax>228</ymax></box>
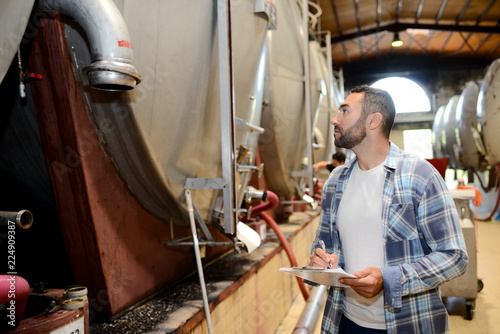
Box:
<box><xmin>163</xmin><ymin>181</ymin><xmax>242</xmax><ymax>246</ymax></box>
<box><xmin>289</xmin><ymin>170</ymin><xmax>318</xmax><ymax>210</ymax></box>
<box><xmin>185</xmin><ymin>178</ymin><xmax>226</xmax><ymax>190</ymax></box>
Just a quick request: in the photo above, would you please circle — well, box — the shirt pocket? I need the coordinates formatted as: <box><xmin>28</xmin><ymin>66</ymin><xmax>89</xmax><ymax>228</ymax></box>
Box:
<box><xmin>386</xmin><ymin>201</ymin><xmax>419</xmax><ymax>242</ymax></box>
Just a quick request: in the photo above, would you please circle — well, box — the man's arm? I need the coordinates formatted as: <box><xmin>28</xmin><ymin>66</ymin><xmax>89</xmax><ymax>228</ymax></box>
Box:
<box><xmin>313</xmin><ymin>161</ymin><xmax>329</xmax><ymax>172</ymax></box>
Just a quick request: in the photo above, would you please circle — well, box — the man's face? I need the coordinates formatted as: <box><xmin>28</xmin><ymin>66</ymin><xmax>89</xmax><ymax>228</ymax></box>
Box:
<box><xmin>331</xmin><ymin>92</ymin><xmax>367</xmax><ymax>149</ymax></box>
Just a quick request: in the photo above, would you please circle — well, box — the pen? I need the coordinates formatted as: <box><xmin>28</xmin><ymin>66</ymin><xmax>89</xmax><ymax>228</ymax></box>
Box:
<box><xmin>318</xmin><ymin>240</ymin><xmax>332</xmax><ymax>269</ymax></box>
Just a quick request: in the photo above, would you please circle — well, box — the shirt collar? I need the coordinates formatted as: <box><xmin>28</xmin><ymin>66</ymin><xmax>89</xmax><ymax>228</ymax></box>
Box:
<box><xmin>336</xmin><ymin>141</ymin><xmax>400</xmax><ymax>175</ymax></box>
<box><xmin>384</xmin><ymin>141</ymin><xmax>400</xmax><ymax>171</ymax></box>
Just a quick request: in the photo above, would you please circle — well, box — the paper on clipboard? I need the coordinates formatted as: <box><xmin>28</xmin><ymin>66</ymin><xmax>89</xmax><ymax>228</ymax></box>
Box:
<box><xmin>279</xmin><ymin>266</ymin><xmax>358</xmax><ymax>287</ymax></box>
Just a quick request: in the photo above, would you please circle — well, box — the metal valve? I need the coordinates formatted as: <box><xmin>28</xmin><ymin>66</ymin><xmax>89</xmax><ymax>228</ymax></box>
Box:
<box><xmin>245</xmin><ymin>186</ymin><xmax>268</xmax><ymax>203</ymax></box>
<box><xmin>237</xmin><ymin>163</ymin><xmax>265</xmax><ymax>178</ymax></box>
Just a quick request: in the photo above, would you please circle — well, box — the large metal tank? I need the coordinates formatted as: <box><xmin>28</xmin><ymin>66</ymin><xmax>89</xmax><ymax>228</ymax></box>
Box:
<box><xmin>442</xmin><ymin>95</ymin><xmax>462</xmax><ymax>169</ymax></box>
<box><xmin>62</xmin><ymin>0</ymin><xmax>270</xmax><ymax>227</ymax></box>
<box><xmin>259</xmin><ymin>0</ymin><xmax>331</xmax><ymax>197</ymax></box>
<box><xmin>310</xmin><ymin>40</ymin><xmax>328</xmax><ymax>125</ymax></box>
<box><xmin>432</xmin><ymin>105</ymin><xmax>446</xmax><ymax>159</ymax></box>
<box><xmin>455</xmin><ymin>80</ymin><xmax>485</xmax><ymax>169</ymax></box>
<box><xmin>477</xmin><ymin>59</ymin><xmax>500</xmax><ymax>166</ymax></box>
<box><xmin>310</xmin><ymin>39</ymin><xmax>340</xmax><ymax>163</ymax></box>
<box><xmin>0</xmin><ymin>0</ymin><xmax>36</xmax><ymax>84</ymax></box>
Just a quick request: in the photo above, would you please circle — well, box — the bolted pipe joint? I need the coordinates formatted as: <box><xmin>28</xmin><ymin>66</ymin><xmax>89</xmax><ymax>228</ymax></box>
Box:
<box><xmin>37</xmin><ymin>0</ymin><xmax>141</xmax><ymax>91</ymax></box>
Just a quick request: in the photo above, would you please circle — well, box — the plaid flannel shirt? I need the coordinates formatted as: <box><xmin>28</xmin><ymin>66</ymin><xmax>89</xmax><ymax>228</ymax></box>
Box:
<box><xmin>311</xmin><ymin>142</ymin><xmax>468</xmax><ymax>334</ymax></box>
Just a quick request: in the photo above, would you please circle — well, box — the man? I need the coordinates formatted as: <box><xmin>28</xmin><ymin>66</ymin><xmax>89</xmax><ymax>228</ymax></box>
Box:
<box><xmin>313</xmin><ymin>152</ymin><xmax>346</xmax><ymax>173</ymax></box>
<box><xmin>308</xmin><ymin>85</ymin><xmax>468</xmax><ymax>334</ymax></box>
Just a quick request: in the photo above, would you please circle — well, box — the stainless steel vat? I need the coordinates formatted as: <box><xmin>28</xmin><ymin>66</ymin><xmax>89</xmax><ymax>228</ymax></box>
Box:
<box><xmin>455</xmin><ymin>80</ymin><xmax>485</xmax><ymax>170</ymax></box>
<box><xmin>443</xmin><ymin>95</ymin><xmax>462</xmax><ymax>169</ymax></box>
<box><xmin>432</xmin><ymin>105</ymin><xmax>446</xmax><ymax>159</ymax></box>
<box><xmin>259</xmin><ymin>0</ymin><xmax>332</xmax><ymax>197</ymax></box>
<box><xmin>62</xmin><ymin>0</ymin><xmax>270</xmax><ymax>226</ymax></box>
<box><xmin>0</xmin><ymin>0</ymin><xmax>35</xmax><ymax>84</ymax></box>
<box><xmin>478</xmin><ymin>59</ymin><xmax>500</xmax><ymax>166</ymax></box>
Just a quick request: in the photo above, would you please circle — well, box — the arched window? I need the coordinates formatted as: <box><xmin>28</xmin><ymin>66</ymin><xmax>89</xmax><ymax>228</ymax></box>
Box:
<box><xmin>371</xmin><ymin>77</ymin><xmax>431</xmax><ymax>113</ymax></box>
<box><xmin>371</xmin><ymin>77</ymin><xmax>433</xmax><ymax>158</ymax></box>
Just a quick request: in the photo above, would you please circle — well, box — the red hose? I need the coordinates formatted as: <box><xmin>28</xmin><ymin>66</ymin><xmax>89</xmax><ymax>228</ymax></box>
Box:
<box><xmin>259</xmin><ymin>211</ymin><xmax>310</xmax><ymax>301</ymax></box>
<box><xmin>240</xmin><ymin>191</ymin><xmax>279</xmax><ymax>222</ymax></box>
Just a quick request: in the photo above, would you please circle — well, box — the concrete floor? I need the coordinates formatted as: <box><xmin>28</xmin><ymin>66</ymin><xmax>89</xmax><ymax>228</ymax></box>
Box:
<box><xmin>276</xmin><ymin>220</ymin><xmax>500</xmax><ymax>333</ymax></box>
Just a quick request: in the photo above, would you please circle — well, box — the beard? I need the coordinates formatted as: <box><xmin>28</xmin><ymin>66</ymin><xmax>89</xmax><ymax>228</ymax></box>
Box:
<box><xmin>334</xmin><ymin>115</ymin><xmax>367</xmax><ymax>149</ymax></box>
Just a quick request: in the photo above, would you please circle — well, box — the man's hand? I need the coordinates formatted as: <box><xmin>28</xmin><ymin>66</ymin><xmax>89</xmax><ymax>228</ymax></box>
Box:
<box><xmin>309</xmin><ymin>248</ymin><xmax>339</xmax><ymax>269</ymax></box>
<box><xmin>339</xmin><ymin>266</ymin><xmax>384</xmax><ymax>298</ymax></box>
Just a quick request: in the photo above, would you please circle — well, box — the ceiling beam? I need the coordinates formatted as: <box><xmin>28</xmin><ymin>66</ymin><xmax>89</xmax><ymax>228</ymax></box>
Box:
<box><xmin>376</xmin><ymin>0</ymin><xmax>381</xmax><ymax>55</ymax></box>
<box><xmin>330</xmin><ymin>23</ymin><xmax>500</xmax><ymax>44</ymax></box>
<box><xmin>330</xmin><ymin>0</ymin><xmax>350</xmax><ymax>62</ymax></box>
<box><xmin>421</xmin><ymin>0</ymin><xmax>447</xmax><ymax>54</ymax></box>
<box><xmin>395</xmin><ymin>0</ymin><xmax>403</xmax><ymax>22</ymax></box>
<box><xmin>415</xmin><ymin>0</ymin><xmax>425</xmax><ymax>24</ymax></box>
<box><xmin>438</xmin><ymin>0</ymin><xmax>472</xmax><ymax>54</ymax></box>
<box><xmin>451</xmin><ymin>0</ymin><xmax>497</xmax><ymax>56</ymax></box>
<box><xmin>475</xmin><ymin>19</ymin><xmax>500</xmax><ymax>53</ymax></box>
<box><xmin>353</xmin><ymin>0</ymin><xmax>364</xmax><ymax>58</ymax></box>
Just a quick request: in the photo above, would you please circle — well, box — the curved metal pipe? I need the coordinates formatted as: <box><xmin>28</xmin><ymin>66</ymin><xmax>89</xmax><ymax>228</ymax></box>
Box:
<box><xmin>37</xmin><ymin>0</ymin><xmax>141</xmax><ymax>91</ymax></box>
<box><xmin>240</xmin><ymin>190</ymin><xmax>278</xmax><ymax>222</ymax></box>
<box><xmin>0</xmin><ymin>210</ymin><xmax>33</xmax><ymax>230</ymax></box>
<box><xmin>293</xmin><ymin>285</ymin><xmax>327</xmax><ymax>334</ymax></box>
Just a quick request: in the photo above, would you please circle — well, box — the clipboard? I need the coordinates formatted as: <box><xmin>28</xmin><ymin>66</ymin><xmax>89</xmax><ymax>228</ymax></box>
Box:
<box><xmin>280</xmin><ymin>266</ymin><xmax>358</xmax><ymax>287</ymax></box>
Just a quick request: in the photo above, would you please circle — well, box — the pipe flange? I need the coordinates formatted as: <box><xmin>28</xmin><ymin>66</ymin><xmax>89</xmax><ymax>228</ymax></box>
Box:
<box><xmin>62</xmin><ymin>298</ymin><xmax>86</xmax><ymax>310</ymax></box>
<box><xmin>63</xmin><ymin>286</ymin><xmax>88</xmax><ymax>300</ymax></box>
<box><xmin>83</xmin><ymin>60</ymin><xmax>142</xmax><ymax>91</ymax></box>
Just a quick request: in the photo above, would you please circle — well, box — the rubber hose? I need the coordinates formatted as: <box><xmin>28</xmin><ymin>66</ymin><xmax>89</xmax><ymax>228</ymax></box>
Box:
<box><xmin>240</xmin><ymin>190</ymin><xmax>279</xmax><ymax>222</ymax></box>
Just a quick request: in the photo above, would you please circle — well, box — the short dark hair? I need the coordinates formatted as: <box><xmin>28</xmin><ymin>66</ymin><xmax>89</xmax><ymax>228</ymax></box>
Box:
<box><xmin>350</xmin><ymin>85</ymin><xmax>396</xmax><ymax>138</ymax></box>
<box><xmin>332</xmin><ymin>152</ymin><xmax>346</xmax><ymax>162</ymax></box>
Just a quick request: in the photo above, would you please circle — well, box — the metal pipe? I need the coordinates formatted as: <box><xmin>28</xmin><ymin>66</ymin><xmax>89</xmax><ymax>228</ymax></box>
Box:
<box><xmin>240</xmin><ymin>189</ymin><xmax>277</xmax><ymax>222</ymax></box>
<box><xmin>163</xmin><ymin>241</ymin><xmax>243</xmax><ymax>247</ymax></box>
<box><xmin>37</xmin><ymin>0</ymin><xmax>141</xmax><ymax>91</ymax></box>
<box><xmin>292</xmin><ymin>285</ymin><xmax>328</xmax><ymax>334</ymax></box>
<box><xmin>0</xmin><ymin>210</ymin><xmax>33</xmax><ymax>230</ymax></box>
<box><xmin>237</xmin><ymin>163</ymin><xmax>264</xmax><ymax>177</ymax></box>
<box><xmin>185</xmin><ymin>190</ymin><xmax>213</xmax><ymax>334</ymax></box>
<box><xmin>302</xmin><ymin>0</ymin><xmax>314</xmax><ymax>199</ymax></box>
<box><xmin>245</xmin><ymin>186</ymin><xmax>268</xmax><ymax>203</ymax></box>
<box><xmin>217</xmin><ymin>0</ymin><xmax>238</xmax><ymax>234</ymax></box>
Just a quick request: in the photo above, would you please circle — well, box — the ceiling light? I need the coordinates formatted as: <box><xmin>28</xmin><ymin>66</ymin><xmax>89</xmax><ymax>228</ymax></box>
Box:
<box><xmin>392</xmin><ymin>32</ymin><xmax>403</xmax><ymax>47</ymax></box>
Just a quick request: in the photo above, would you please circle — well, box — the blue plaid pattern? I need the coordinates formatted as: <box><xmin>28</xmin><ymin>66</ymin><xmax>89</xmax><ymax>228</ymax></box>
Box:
<box><xmin>311</xmin><ymin>143</ymin><xmax>468</xmax><ymax>334</ymax></box>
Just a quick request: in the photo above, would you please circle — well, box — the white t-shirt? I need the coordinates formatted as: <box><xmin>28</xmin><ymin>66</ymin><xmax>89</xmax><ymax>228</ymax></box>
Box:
<box><xmin>336</xmin><ymin>161</ymin><xmax>386</xmax><ymax>329</ymax></box>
